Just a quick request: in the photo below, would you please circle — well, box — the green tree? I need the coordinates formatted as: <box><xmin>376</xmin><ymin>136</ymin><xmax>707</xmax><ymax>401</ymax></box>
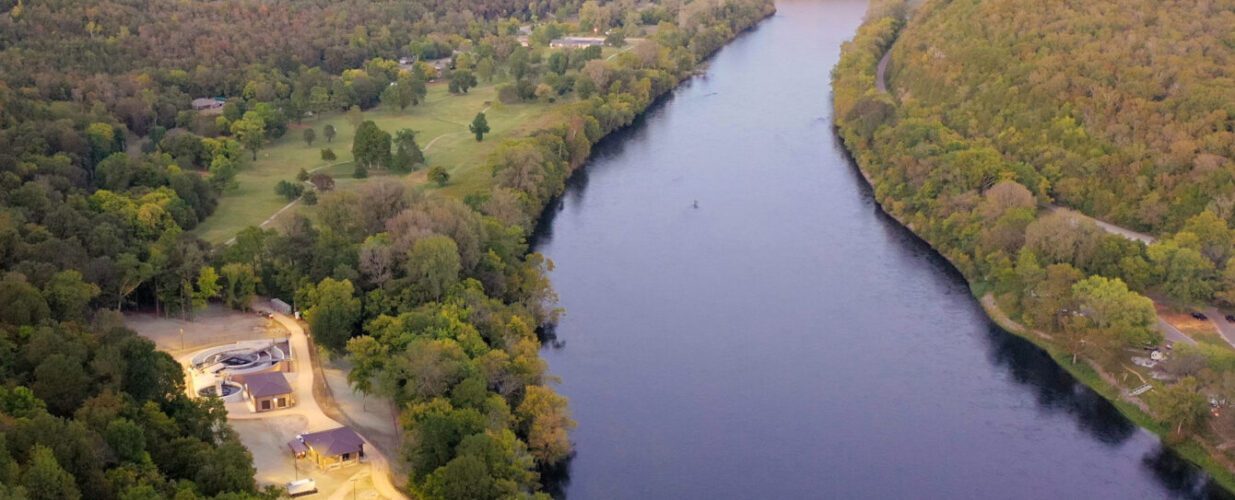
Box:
<box><xmin>1180</xmin><ymin>210</ymin><xmax>1233</xmax><ymax>267</ymax></box>
<box><xmin>324</xmin><ymin>124</ymin><xmax>337</xmax><ymax>143</ymax></box>
<box><xmin>1156</xmin><ymin>376</ymin><xmax>1210</xmax><ymax>437</ymax></box>
<box><xmin>105</xmin><ymin>418</ymin><xmax>147</xmax><ymax>463</ymax></box>
<box><xmin>403</xmin><ymin>398</ymin><xmax>485</xmax><ymax>481</ymax></box>
<box><xmin>428</xmin><ymin>166</ymin><xmax>450</xmax><ymax>186</ymax></box>
<box><xmin>345</xmin><ymin>105</ymin><xmax>364</xmax><ymax>130</ymax></box>
<box><xmin>229</xmin><ymin>113</ymin><xmax>266</xmax><ymax>160</ymax></box>
<box><xmin>421</xmin><ymin>455</ymin><xmax>498</xmax><ymax>500</ymax></box>
<box><xmin>475</xmin><ymin>58</ymin><xmax>495</xmax><ymax>82</ymax></box>
<box><xmin>32</xmin><ymin>354</ymin><xmax>89</xmax><ymax>416</ymax></box>
<box><xmin>1148</xmin><ymin>237</ymin><xmax>1217</xmax><ymax>306</ymax></box>
<box><xmin>1218</xmin><ymin>258</ymin><xmax>1235</xmax><ymax>307</ymax></box>
<box><xmin>275</xmin><ymin>180</ymin><xmax>305</xmax><ymax>201</ymax></box>
<box><xmin>346</xmin><ymin>335</ymin><xmax>388</xmax><ymax>407</ymax></box>
<box><xmin>392</xmin><ymin>129</ymin><xmax>426</xmax><ymax>173</ymax></box>
<box><xmin>303</xmin><ymin>127</ymin><xmax>316</xmax><ymax>146</ymax></box>
<box><xmin>42</xmin><ymin>270</ymin><xmax>100</xmax><ymax>323</ymax></box>
<box><xmin>352</xmin><ymin>120</ymin><xmax>392</xmax><ymax>169</ymax></box>
<box><xmin>1072</xmin><ymin>275</ymin><xmax>1159</xmax><ymax>348</ymax></box>
<box><xmin>321</xmin><ymin>148</ymin><xmax>337</xmax><ymax>161</ymax></box>
<box><xmin>407</xmin><ymin>236</ymin><xmax>461</xmax><ymax>299</ymax></box>
<box><xmin>469</xmin><ymin>112</ymin><xmax>490</xmax><ymax>142</ymax></box>
<box><xmin>304</xmin><ymin>278</ymin><xmax>361</xmax><ymax>351</ymax></box>
<box><xmin>516</xmin><ymin>385</ymin><xmax>575</xmax><ymax>465</ymax></box>
<box><xmin>449</xmin><ymin>70</ymin><xmax>478</xmax><ymax>94</ymax></box>
<box><xmin>219</xmin><ymin>263</ymin><xmax>259</xmax><ymax>310</ymax></box>
<box><xmin>23</xmin><ymin>445</ymin><xmax>80</xmax><ymax>500</ymax></box>
<box><xmin>208</xmin><ymin>154</ymin><xmax>239</xmax><ymax>191</ymax></box>
<box><xmin>193</xmin><ymin>266</ymin><xmax>220</xmax><ymax>311</ymax></box>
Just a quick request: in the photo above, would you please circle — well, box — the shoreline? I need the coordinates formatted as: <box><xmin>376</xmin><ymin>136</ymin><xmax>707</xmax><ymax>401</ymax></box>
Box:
<box><xmin>836</xmin><ymin>119</ymin><xmax>1235</xmax><ymax>492</ymax></box>
<box><xmin>831</xmin><ymin>24</ymin><xmax>1235</xmax><ymax>492</ymax></box>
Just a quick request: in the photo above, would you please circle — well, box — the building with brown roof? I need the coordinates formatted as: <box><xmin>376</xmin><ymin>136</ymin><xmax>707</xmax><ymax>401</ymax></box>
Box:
<box><xmin>238</xmin><ymin>371</ymin><xmax>294</xmax><ymax>413</ymax></box>
<box><xmin>290</xmin><ymin>427</ymin><xmax>365</xmax><ymax>470</ymax></box>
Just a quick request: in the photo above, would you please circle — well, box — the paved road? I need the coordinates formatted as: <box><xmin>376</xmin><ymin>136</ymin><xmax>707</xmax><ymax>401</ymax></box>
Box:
<box><xmin>875</xmin><ymin>48</ymin><xmax>891</xmax><ymax>93</ymax></box>
<box><xmin>1045</xmin><ymin>205</ymin><xmax>1157</xmax><ymax>244</ymax></box>
<box><xmin>1205</xmin><ymin>307</ymin><xmax>1235</xmax><ymax>348</ymax></box>
<box><xmin>1158</xmin><ymin>317</ymin><xmax>1198</xmax><ymax>346</ymax></box>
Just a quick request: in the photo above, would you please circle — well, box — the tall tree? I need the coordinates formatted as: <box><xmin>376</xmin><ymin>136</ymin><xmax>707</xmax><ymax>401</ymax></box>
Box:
<box><xmin>22</xmin><ymin>445</ymin><xmax>81</xmax><ymax>500</ymax></box>
<box><xmin>229</xmin><ymin>114</ymin><xmax>266</xmax><ymax>160</ymax></box>
<box><xmin>352</xmin><ymin>120</ymin><xmax>392</xmax><ymax>169</ymax></box>
<box><xmin>304</xmin><ymin>278</ymin><xmax>361</xmax><ymax>351</ymax></box>
<box><xmin>469</xmin><ymin>112</ymin><xmax>490</xmax><ymax>142</ymax></box>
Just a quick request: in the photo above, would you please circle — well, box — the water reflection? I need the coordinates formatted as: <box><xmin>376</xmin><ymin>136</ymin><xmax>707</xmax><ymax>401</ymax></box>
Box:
<box><xmin>532</xmin><ymin>0</ymin><xmax>1229</xmax><ymax>496</ymax></box>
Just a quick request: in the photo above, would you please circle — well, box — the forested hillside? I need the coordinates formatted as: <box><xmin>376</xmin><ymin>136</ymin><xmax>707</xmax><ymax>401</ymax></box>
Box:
<box><xmin>886</xmin><ymin>0</ymin><xmax>1235</xmax><ymax>234</ymax></box>
<box><xmin>836</xmin><ymin>0</ymin><xmax>1235</xmax><ymax>488</ymax></box>
<box><xmin>0</xmin><ymin>0</ymin><xmax>774</xmax><ymax>497</ymax></box>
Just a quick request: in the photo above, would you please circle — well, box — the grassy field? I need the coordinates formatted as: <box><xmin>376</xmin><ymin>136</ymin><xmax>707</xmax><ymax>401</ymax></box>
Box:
<box><xmin>194</xmin><ymin>80</ymin><xmax>558</xmax><ymax>244</ymax></box>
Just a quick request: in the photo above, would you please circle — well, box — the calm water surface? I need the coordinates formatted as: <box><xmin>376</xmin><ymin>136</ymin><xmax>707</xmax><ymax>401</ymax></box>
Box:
<box><xmin>535</xmin><ymin>1</ymin><xmax>1224</xmax><ymax>497</ymax></box>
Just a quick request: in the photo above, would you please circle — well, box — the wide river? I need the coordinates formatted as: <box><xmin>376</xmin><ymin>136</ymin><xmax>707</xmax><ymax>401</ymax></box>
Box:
<box><xmin>534</xmin><ymin>1</ymin><xmax>1224</xmax><ymax>498</ymax></box>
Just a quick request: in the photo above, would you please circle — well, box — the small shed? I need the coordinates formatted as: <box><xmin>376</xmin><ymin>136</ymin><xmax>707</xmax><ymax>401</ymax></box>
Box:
<box><xmin>239</xmin><ymin>372</ymin><xmax>294</xmax><ymax>413</ymax></box>
<box><xmin>296</xmin><ymin>427</ymin><xmax>365</xmax><ymax>470</ymax></box>
<box><xmin>192</xmin><ymin>97</ymin><xmax>225</xmax><ymax>112</ymax></box>
<box><xmin>270</xmin><ymin>298</ymin><xmax>292</xmax><ymax>315</ymax></box>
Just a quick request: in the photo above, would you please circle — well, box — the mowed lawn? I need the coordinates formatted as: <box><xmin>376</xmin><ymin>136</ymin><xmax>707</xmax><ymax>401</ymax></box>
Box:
<box><xmin>194</xmin><ymin>80</ymin><xmax>554</xmax><ymax>244</ymax></box>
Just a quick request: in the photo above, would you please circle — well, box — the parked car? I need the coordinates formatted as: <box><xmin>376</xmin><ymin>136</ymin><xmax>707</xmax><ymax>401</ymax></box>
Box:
<box><xmin>1226</xmin><ymin>314</ymin><xmax>1235</xmax><ymax>323</ymax></box>
<box><xmin>1191</xmin><ymin>312</ymin><xmax>1208</xmax><ymax>320</ymax></box>
<box><xmin>286</xmin><ymin>479</ymin><xmax>317</xmax><ymax>497</ymax></box>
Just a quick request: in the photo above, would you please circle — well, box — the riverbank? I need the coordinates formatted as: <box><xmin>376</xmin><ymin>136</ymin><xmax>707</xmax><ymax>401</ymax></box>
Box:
<box><xmin>832</xmin><ymin>1</ymin><xmax>1235</xmax><ymax>493</ymax></box>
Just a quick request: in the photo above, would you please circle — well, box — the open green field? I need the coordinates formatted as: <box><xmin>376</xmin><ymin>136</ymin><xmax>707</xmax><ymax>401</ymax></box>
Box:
<box><xmin>193</xmin><ymin>80</ymin><xmax>558</xmax><ymax>244</ymax></box>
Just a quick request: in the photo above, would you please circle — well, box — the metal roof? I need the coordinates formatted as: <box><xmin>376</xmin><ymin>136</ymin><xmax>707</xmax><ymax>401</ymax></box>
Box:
<box><xmin>240</xmin><ymin>371</ymin><xmax>293</xmax><ymax>398</ymax></box>
<box><xmin>299</xmin><ymin>427</ymin><xmax>364</xmax><ymax>457</ymax></box>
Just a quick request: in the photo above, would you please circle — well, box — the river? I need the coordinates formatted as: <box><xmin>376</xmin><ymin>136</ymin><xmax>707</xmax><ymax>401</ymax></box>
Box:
<box><xmin>533</xmin><ymin>1</ymin><xmax>1224</xmax><ymax>498</ymax></box>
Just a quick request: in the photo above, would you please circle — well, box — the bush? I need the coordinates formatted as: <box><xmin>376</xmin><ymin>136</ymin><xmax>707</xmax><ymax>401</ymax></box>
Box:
<box><xmin>353</xmin><ymin>163</ymin><xmax>368</xmax><ymax>179</ymax></box>
<box><xmin>321</xmin><ymin>148</ymin><xmax>337</xmax><ymax>161</ymax></box>
<box><xmin>275</xmin><ymin>180</ymin><xmax>304</xmax><ymax>201</ymax></box>
<box><xmin>428</xmin><ymin>166</ymin><xmax>450</xmax><ymax>186</ymax></box>
<box><xmin>497</xmin><ymin>84</ymin><xmax>520</xmax><ymax>104</ymax></box>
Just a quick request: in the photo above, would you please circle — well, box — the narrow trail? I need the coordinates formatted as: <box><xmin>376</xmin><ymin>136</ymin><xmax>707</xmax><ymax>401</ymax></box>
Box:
<box><xmin>875</xmin><ymin>48</ymin><xmax>891</xmax><ymax>93</ymax></box>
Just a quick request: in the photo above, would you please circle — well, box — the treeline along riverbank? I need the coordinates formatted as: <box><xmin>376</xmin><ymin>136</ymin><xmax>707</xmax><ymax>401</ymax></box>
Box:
<box><xmin>0</xmin><ymin>0</ymin><xmax>773</xmax><ymax>498</ymax></box>
<box><xmin>834</xmin><ymin>0</ymin><xmax>1235</xmax><ymax>494</ymax></box>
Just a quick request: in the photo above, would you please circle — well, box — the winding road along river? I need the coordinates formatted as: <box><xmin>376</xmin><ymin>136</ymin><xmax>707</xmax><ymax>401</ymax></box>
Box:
<box><xmin>534</xmin><ymin>1</ymin><xmax>1224</xmax><ymax>498</ymax></box>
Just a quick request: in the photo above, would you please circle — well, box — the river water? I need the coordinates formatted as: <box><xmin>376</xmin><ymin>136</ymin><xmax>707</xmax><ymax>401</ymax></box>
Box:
<box><xmin>534</xmin><ymin>1</ymin><xmax>1223</xmax><ymax>497</ymax></box>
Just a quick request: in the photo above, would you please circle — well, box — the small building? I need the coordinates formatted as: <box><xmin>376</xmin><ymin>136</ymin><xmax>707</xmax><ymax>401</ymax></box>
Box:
<box><xmin>192</xmin><ymin>97</ymin><xmax>225</xmax><ymax>112</ymax></box>
<box><xmin>292</xmin><ymin>427</ymin><xmax>365</xmax><ymax>470</ymax></box>
<box><xmin>239</xmin><ymin>371</ymin><xmax>294</xmax><ymax>413</ymax></box>
<box><xmin>549</xmin><ymin>37</ymin><xmax>605</xmax><ymax>49</ymax></box>
<box><xmin>270</xmin><ymin>298</ymin><xmax>292</xmax><ymax>315</ymax></box>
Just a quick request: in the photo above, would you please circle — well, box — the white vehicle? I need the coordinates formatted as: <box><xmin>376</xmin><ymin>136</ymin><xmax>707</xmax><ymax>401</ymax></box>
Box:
<box><xmin>286</xmin><ymin>479</ymin><xmax>317</xmax><ymax>497</ymax></box>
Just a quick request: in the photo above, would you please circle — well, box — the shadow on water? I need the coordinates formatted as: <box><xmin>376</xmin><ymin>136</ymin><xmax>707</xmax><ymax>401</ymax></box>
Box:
<box><xmin>831</xmin><ymin>126</ymin><xmax>1229</xmax><ymax>499</ymax></box>
<box><xmin>530</xmin><ymin>89</ymin><xmax>683</xmax><ymax>250</ymax></box>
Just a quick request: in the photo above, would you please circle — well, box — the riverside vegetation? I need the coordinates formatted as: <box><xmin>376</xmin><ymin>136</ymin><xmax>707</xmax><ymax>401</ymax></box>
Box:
<box><xmin>835</xmin><ymin>0</ymin><xmax>1235</xmax><ymax>490</ymax></box>
<box><xmin>0</xmin><ymin>0</ymin><xmax>773</xmax><ymax>498</ymax></box>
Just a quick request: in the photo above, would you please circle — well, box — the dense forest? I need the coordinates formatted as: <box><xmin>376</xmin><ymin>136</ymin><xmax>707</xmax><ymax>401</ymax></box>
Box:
<box><xmin>0</xmin><ymin>0</ymin><xmax>773</xmax><ymax>497</ymax></box>
<box><xmin>836</xmin><ymin>0</ymin><xmax>1235</xmax><ymax>486</ymax></box>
